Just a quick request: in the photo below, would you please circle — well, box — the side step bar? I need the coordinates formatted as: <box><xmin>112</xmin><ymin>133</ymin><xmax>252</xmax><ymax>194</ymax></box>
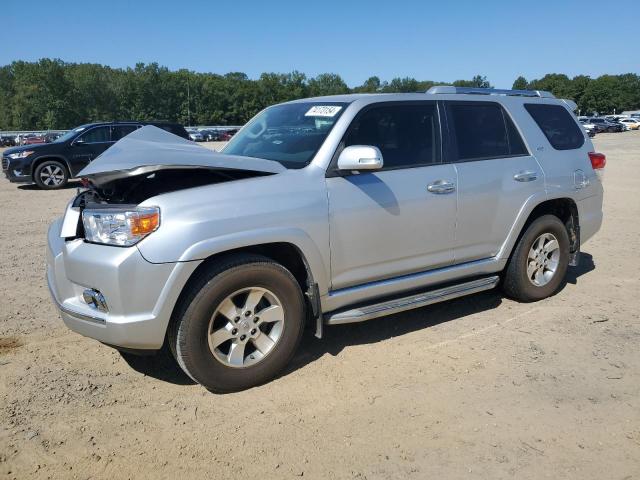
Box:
<box><xmin>324</xmin><ymin>276</ymin><xmax>500</xmax><ymax>325</ymax></box>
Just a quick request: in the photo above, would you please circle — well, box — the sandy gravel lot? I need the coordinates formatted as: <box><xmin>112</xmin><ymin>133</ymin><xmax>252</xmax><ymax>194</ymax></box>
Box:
<box><xmin>1</xmin><ymin>134</ymin><xmax>639</xmax><ymax>479</ymax></box>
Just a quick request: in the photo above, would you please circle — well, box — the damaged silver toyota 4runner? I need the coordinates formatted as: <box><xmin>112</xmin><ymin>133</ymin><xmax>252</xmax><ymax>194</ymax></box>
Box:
<box><xmin>47</xmin><ymin>87</ymin><xmax>604</xmax><ymax>392</ymax></box>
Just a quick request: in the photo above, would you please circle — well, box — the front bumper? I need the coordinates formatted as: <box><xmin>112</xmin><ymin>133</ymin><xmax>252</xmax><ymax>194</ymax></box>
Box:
<box><xmin>2</xmin><ymin>157</ymin><xmax>32</xmax><ymax>183</ymax></box>
<box><xmin>47</xmin><ymin>217</ymin><xmax>200</xmax><ymax>350</ymax></box>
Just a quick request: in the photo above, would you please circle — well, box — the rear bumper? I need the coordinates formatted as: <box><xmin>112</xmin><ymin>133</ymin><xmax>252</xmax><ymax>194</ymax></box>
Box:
<box><xmin>46</xmin><ymin>218</ymin><xmax>200</xmax><ymax>350</ymax></box>
<box><xmin>578</xmin><ymin>193</ymin><xmax>603</xmax><ymax>246</ymax></box>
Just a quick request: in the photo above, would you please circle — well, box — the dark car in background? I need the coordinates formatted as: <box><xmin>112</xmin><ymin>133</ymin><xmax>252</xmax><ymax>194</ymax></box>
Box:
<box><xmin>589</xmin><ymin>117</ymin><xmax>624</xmax><ymax>133</ymax></box>
<box><xmin>0</xmin><ymin>134</ymin><xmax>16</xmax><ymax>147</ymax></box>
<box><xmin>199</xmin><ymin>129</ymin><xmax>221</xmax><ymax>141</ymax></box>
<box><xmin>2</xmin><ymin>121</ymin><xmax>189</xmax><ymax>189</ymax></box>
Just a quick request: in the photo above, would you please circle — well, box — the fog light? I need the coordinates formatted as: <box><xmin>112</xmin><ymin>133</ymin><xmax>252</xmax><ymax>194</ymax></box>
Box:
<box><xmin>82</xmin><ymin>289</ymin><xmax>108</xmax><ymax>313</ymax></box>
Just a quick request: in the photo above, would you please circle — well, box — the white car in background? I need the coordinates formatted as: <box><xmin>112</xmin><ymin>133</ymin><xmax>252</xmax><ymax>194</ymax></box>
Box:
<box><xmin>619</xmin><ymin>118</ymin><xmax>640</xmax><ymax>131</ymax></box>
<box><xmin>578</xmin><ymin>118</ymin><xmax>597</xmax><ymax>136</ymax></box>
<box><xmin>187</xmin><ymin>130</ymin><xmax>204</xmax><ymax>142</ymax></box>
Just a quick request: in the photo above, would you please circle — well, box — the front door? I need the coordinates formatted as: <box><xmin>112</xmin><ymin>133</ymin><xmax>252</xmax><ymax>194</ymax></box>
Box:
<box><xmin>69</xmin><ymin>125</ymin><xmax>113</xmax><ymax>174</ymax></box>
<box><xmin>326</xmin><ymin>102</ymin><xmax>457</xmax><ymax>290</ymax></box>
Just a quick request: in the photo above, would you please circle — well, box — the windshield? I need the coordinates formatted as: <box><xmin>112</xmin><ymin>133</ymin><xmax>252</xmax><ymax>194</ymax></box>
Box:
<box><xmin>223</xmin><ymin>102</ymin><xmax>348</xmax><ymax>168</ymax></box>
<box><xmin>55</xmin><ymin>126</ymin><xmax>88</xmax><ymax>143</ymax></box>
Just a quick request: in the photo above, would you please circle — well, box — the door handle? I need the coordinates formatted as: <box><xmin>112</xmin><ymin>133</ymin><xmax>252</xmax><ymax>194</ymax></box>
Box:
<box><xmin>427</xmin><ymin>180</ymin><xmax>456</xmax><ymax>194</ymax></box>
<box><xmin>513</xmin><ymin>171</ymin><xmax>539</xmax><ymax>182</ymax></box>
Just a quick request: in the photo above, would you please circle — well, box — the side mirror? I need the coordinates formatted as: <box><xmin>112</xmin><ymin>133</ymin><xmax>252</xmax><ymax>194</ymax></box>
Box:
<box><xmin>73</xmin><ymin>138</ymin><xmax>85</xmax><ymax>145</ymax></box>
<box><xmin>337</xmin><ymin>145</ymin><xmax>383</xmax><ymax>172</ymax></box>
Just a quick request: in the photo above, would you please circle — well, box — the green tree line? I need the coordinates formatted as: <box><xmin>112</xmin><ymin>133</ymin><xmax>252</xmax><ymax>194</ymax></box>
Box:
<box><xmin>512</xmin><ymin>73</ymin><xmax>640</xmax><ymax>115</ymax></box>
<box><xmin>0</xmin><ymin>59</ymin><xmax>637</xmax><ymax>130</ymax></box>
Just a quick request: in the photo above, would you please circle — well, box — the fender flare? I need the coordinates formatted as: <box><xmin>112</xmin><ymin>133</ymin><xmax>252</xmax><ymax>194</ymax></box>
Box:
<box><xmin>175</xmin><ymin>227</ymin><xmax>331</xmax><ymax>298</ymax></box>
<box><xmin>496</xmin><ymin>192</ymin><xmax>578</xmax><ymax>261</ymax></box>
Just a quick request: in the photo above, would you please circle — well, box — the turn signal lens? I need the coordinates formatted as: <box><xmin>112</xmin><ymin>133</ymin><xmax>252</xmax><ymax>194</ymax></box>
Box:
<box><xmin>130</xmin><ymin>210</ymin><xmax>160</xmax><ymax>235</ymax></box>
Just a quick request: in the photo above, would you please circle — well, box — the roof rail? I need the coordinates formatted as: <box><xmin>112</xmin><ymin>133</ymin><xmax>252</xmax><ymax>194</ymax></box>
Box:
<box><xmin>427</xmin><ymin>86</ymin><xmax>556</xmax><ymax>98</ymax></box>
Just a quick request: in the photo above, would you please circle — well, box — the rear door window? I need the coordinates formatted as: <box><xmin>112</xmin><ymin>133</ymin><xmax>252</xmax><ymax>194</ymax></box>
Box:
<box><xmin>524</xmin><ymin>104</ymin><xmax>584</xmax><ymax>150</ymax></box>
<box><xmin>111</xmin><ymin>125</ymin><xmax>139</xmax><ymax>141</ymax></box>
<box><xmin>447</xmin><ymin>102</ymin><xmax>528</xmax><ymax>161</ymax></box>
<box><xmin>342</xmin><ymin>103</ymin><xmax>440</xmax><ymax>169</ymax></box>
<box><xmin>78</xmin><ymin>126</ymin><xmax>111</xmax><ymax>144</ymax></box>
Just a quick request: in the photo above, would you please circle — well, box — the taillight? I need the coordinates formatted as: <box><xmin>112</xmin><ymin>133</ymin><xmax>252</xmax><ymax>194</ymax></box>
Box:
<box><xmin>589</xmin><ymin>152</ymin><xmax>606</xmax><ymax>170</ymax></box>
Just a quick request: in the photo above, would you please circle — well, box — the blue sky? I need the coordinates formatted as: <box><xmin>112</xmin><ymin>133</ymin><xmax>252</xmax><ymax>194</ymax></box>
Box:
<box><xmin>3</xmin><ymin>0</ymin><xmax>638</xmax><ymax>88</ymax></box>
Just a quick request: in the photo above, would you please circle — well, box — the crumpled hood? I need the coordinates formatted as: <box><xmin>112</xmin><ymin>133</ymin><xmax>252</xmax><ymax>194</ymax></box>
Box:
<box><xmin>77</xmin><ymin>125</ymin><xmax>285</xmax><ymax>183</ymax></box>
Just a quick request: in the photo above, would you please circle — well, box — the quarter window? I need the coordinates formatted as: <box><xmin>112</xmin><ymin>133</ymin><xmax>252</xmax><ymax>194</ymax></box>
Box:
<box><xmin>343</xmin><ymin>103</ymin><xmax>439</xmax><ymax>169</ymax></box>
<box><xmin>448</xmin><ymin>102</ymin><xmax>527</xmax><ymax>161</ymax></box>
<box><xmin>525</xmin><ymin>104</ymin><xmax>585</xmax><ymax>150</ymax></box>
<box><xmin>78</xmin><ymin>126</ymin><xmax>111</xmax><ymax>143</ymax></box>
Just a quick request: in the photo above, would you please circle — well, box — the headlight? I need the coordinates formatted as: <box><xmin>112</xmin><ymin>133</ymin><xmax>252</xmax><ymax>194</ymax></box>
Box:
<box><xmin>82</xmin><ymin>206</ymin><xmax>160</xmax><ymax>246</ymax></box>
<box><xmin>8</xmin><ymin>150</ymin><xmax>34</xmax><ymax>160</ymax></box>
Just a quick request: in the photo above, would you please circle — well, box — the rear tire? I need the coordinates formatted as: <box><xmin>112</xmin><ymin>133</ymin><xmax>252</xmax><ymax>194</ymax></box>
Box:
<box><xmin>34</xmin><ymin>160</ymin><xmax>69</xmax><ymax>189</ymax></box>
<box><xmin>502</xmin><ymin>215</ymin><xmax>570</xmax><ymax>302</ymax></box>
<box><xmin>168</xmin><ymin>254</ymin><xmax>305</xmax><ymax>393</ymax></box>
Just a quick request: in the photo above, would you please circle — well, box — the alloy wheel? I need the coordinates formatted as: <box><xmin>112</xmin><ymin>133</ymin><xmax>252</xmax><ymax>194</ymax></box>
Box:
<box><xmin>39</xmin><ymin>164</ymin><xmax>65</xmax><ymax>186</ymax></box>
<box><xmin>207</xmin><ymin>287</ymin><xmax>285</xmax><ymax>368</ymax></box>
<box><xmin>526</xmin><ymin>233</ymin><xmax>560</xmax><ymax>287</ymax></box>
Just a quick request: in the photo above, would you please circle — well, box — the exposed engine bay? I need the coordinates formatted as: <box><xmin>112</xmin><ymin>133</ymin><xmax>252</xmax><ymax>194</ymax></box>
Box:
<box><xmin>75</xmin><ymin>167</ymin><xmax>272</xmax><ymax>206</ymax></box>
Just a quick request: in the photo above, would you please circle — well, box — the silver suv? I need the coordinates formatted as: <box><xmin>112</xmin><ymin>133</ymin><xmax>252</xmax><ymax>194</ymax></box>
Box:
<box><xmin>47</xmin><ymin>87</ymin><xmax>605</xmax><ymax>392</ymax></box>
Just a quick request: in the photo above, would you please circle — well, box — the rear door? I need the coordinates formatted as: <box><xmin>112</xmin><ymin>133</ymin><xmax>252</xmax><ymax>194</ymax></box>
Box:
<box><xmin>445</xmin><ymin>101</ymin><xmax>544</xmax><ymax>263</ymax></box>
<box><xmin>522</xmin><ymin>102</ymin><xmax>598</xmax><ymax>202</ymax></box>
<box><xmin>326</xmin><ymin>101</ymin><xmax>457</xmax><ymax>290</ymax></box>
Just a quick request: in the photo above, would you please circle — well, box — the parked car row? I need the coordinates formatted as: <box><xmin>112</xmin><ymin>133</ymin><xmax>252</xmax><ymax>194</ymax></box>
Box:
<box><xmin>2</xmin><ymin>125</ymin><xmax>241</xmax><ymax>147</ymax></box>
<box><xmin>578</xmin><ymin>115</ymin><xmax>640</xmax><ymax>136</ymax></box>
<box><xmin>0</xmin><ymin>131</ymin><xmax>65</xmax><ymax>147</ymax></box>
<box><xmin>2</xmin><ymin>121</ymin><xmax>189</xmax><ymax>189</ymax></box>
<box><xmin>186</xmin><ymin>127</ymin><xmax>239</xmax><ymax>142</ymax></box>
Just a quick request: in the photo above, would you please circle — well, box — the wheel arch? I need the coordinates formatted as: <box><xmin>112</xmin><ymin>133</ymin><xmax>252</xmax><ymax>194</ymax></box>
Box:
<box><xmin>500</xmin><ymin>196</ymin><xmax>580</xmax><ymax>263</ymax></box>
<box><xmin>168</xmin><ymin>242</ymin><xmax>323</xmax><ymax>343</ymax></box>
<box><xmin>31</xmin><ymin>155</ymin><xmax>72</xmax><ymax>180</ymax></box>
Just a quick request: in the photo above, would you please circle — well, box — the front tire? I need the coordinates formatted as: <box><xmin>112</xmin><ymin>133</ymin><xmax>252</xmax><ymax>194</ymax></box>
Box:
<box><xmin>33</xmin><ymin>160</ymin><xmax>69</xmax><ymax>189</ymax></box>
<box><xmin>502</xmin><ymin>215</ymin><xmax>570</xmax><ymax>302</ymax></box>
<box><xmin>169</xmin><ymin>255</ymin><xmax>305</xmax><ymax>392</ymax></box>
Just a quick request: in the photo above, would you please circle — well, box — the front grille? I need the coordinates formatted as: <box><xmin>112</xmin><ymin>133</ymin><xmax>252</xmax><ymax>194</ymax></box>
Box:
<box><xmin>1</xmin><ymin>158</ymin><xmax>8</xmax><ymax>171</ymax></box>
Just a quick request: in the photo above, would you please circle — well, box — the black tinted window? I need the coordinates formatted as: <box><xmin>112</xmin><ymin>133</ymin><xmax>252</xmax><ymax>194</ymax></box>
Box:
<box><xmin>344</xmin><ymin>103</ymin><xmax>439</xmax><ymax>169</ymax></box>
<box><xmin>79</xmin><ymin>126</ymin><xmax>111</xmax><ymax>143</ymax></box>
<box><xmin>112</xmin><ymin>125</ymin><xmax>139</xmax><ymax>141</ymax></box>
<box><xmin>449</xmin><ymin>102</ymin><xmax>528</xmax><ymax>160</ymax></box>
<box><xmin>506</xmin><ymin>114</ymin><xmax>528</xmax><ymax>156</ymax></box>
<box><xmin>525</xmin><ymin>104</ymin><xmax>584</xmax><ymax>150</ymax></box>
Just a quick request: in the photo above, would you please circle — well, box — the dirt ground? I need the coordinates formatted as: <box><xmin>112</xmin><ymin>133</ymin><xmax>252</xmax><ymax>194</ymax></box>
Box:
<box><xmin>1</xmin><ymin>134</ymin><xmax>639</xmax><ymax>480</ymax></box>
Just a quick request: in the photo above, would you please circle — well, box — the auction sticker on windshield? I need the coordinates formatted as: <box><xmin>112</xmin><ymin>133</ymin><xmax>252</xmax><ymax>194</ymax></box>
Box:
<box><xmin>305</xmin><ymin>106</ymin><xmax>342</xmax><ymax>117</ymax></box>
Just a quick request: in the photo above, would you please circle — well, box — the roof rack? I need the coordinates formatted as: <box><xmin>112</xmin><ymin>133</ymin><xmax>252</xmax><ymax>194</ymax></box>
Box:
<box><xmin>427</xmin><ymin>86</ymin><xmax>555</xmax><ymax>98</ymax></box>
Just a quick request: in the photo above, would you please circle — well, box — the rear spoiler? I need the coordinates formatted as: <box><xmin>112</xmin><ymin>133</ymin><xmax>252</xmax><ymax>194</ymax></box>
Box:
<box><xmin>560</xmin><ymin>99</ymin><xmax>578</xmax><ymax>111</ymax></box>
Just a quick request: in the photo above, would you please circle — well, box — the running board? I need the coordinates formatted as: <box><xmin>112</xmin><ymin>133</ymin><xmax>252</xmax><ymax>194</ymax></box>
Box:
<box><xmin>324</xmin><ymin>276</ymin><xmax>500</xmax><ymax>325</ymax></box>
